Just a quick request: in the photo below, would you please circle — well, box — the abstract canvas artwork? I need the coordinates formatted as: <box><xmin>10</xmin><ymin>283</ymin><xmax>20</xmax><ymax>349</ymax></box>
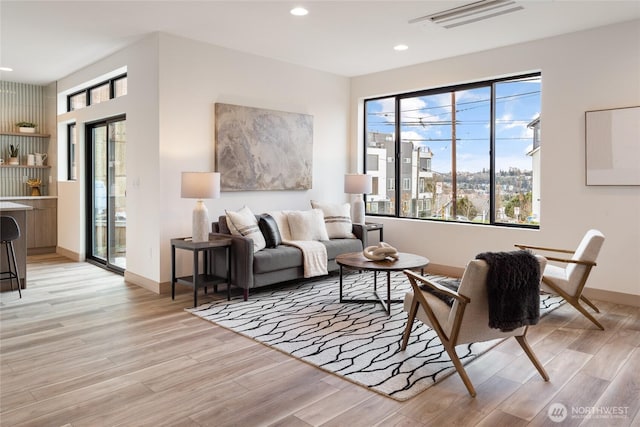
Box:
<box><xmin>215</xmin><ymin>103</ymin><xmax>313</xmax><ymax>191</ymax></box>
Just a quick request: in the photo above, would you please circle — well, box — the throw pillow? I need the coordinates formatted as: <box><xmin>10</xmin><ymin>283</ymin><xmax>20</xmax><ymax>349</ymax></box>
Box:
<box><xmin>310</xmin><ymin>200</ymin><xmax>354</xmax><ymax>239</ymax></box>
<box><xmin>258</xmin><ymin>214</ymin><xmax>282</xmax><ymax>248</ymax></box>
<box><xmin>265</xmin><ymin>210</ymin><xmax>292</xmax><ymax>241</ymax></box>
<box><xmin>420</xmin><ymin>278</ymin><xmax>461</xmax><ymax>307</ymax></box>
<box><xmin>287</xmin><ymin>209</ymin><xmax>330</xmax><ymax>241</ymax></box>
<box><xmin>226</xmin><ymin>206</ymin><xmax>266</xmax><ymax>253</ymax></box>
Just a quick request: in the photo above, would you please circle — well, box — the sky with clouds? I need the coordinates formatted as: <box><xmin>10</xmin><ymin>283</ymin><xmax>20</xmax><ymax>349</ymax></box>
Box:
<box><xmin>366</xmin><ymin>76</ymin><xmax>541</xmax><ymax>173</ymax></box>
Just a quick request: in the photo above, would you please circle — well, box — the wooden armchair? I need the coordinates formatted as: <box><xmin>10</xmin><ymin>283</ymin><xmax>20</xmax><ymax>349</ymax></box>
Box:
<box><xmin>401</xmin><ymin>255</ymin><xmax>549</xmax><ymax>397</ymax></box>
<box><xmin>516</xmin><ymin>229</ymin><xmax>606</xmax><ymax>330</ymax></box>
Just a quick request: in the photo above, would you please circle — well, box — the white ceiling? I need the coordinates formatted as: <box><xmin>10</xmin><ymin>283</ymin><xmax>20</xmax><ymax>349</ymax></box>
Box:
<box><xmin>1</xmin><ymin>1</ymin><xmax>639</xmax><ymax>85</ymax></box>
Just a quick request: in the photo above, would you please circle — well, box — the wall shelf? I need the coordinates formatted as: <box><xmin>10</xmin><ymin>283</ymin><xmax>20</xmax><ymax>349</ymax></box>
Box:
<box><xmin>0</xmin><ymin>131</ymin><xmax>51</xmax><ymax>138</ymax></box>
<box><xmin>1</xmin><ymin>131</ymin><xmax>51</xmax><ymax>197</ymax></box>
<box><xmin>0</xmin><ymin>165</ymin><xmax>51</xmax><ymax>169</ymax></box>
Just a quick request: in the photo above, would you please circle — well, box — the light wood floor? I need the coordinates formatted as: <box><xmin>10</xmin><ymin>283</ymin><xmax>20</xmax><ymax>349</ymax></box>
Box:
<box><xmin>1</xmin><ymin>254</ymin><xmax>638</xmax><ymax>427</ymax></box>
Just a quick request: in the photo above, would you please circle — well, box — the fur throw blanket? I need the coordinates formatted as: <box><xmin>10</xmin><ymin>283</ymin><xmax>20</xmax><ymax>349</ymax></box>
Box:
<box><xmin>475</xmin><ymin>250</ymin><xmax>541</xmax><ymax>332</ymax></box>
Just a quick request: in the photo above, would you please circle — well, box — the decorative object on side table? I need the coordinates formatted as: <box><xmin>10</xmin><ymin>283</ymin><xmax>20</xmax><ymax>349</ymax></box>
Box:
<box><xmin>15</xmin><ymin>121</ymin><xmax>37</xmax><ymax>134</ymax></box>
<box><xmin>8</xmin><ymin>144</ymin><xmax>19</xmax><ymax>165</ymax></box>
<box><xmin>344</xmin><ymin>173</ymin><xmax>372</xmax><ymax>224</ymax></box>
<box><xmin>181</xmin><ymin>172</ymin><xmax>221</xmax><ymax>243</ymax></box>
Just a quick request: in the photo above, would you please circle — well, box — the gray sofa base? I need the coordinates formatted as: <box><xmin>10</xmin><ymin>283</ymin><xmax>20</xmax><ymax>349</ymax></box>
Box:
<box><xmin>210</xmin><ymin>215</ymin><xmax>367</xmax><ymax>300</ymax></box>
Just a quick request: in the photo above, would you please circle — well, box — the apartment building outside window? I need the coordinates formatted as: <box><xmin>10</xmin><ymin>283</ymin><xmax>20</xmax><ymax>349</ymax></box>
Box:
<box><xmin>364</xmin><ymin>72</ymin><xmax>541</xmax><ymax>227</ymax></box>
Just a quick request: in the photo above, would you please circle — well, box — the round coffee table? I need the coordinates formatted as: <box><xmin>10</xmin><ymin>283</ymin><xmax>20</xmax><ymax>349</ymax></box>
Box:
<box><xmin>336</xmin><ymin>252</ymin><xmax>429</xmax><ymax>315</ymax></box>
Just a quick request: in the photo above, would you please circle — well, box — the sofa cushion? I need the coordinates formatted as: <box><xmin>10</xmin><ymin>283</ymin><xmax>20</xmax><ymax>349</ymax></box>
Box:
<box><xmin>287</xmin><ymin>209</ymin><xmax>329</xmax><ymax>241</ymax></box>
<box><xmin>226</xmin><ymin>206</ymin><xmax>266</xmax><ymax>253</ymax></box>
<box><xmin>322</xmin><ymin>238</ymin><xmax>363</xmax><ymax>260</ymax></box>
<box><xmin>258</xmin><ymin>214</ymin><xmax>282</xmax><ymax>248</ymax></box>
<box><xmin>253</xmin><ymin>246</ymin><xmax>303</xmax><ymax>273</ymax></box>
<box><xmin>311</xmin><ymin>200</ymin><xmax>355</xmax><ymax>239</ymax></box>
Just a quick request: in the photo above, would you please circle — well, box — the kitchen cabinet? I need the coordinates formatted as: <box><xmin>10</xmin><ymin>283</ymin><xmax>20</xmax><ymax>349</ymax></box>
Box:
<box><xmin>9</xmin><ymin>198</ymin><xmax>57</xmax><ymax>254</ymax></box>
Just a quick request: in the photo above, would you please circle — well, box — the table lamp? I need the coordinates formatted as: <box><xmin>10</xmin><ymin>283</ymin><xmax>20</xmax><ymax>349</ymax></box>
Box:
<box><xmin>181</xmin><ymin>172</ymin><xmax>220</xmax><ymax>242</ymax></box>
<box><xmin>344</xmin><ymin>173</ymin><xmax>372</xmax><ymax>224</ymax></box>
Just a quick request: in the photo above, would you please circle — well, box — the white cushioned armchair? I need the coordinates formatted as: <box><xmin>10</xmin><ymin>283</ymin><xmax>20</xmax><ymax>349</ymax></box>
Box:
<box><xmin>516</xmin><ymin>229</ymin><xmax>606</xmax><ymax>330</ymax></box>
<box><xmin>401</xmin><ymin>255</ymin><xmax>549</xmax><ymax>397</ymax></box>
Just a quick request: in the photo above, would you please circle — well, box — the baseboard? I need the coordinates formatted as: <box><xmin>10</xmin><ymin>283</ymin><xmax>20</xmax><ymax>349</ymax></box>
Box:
<box><xmin>56</xmin><ymin>246</ymin><xmax>83</xmax><ymax>261</ymax></box>
<box><xmin>28</xmin><ymin>247</ymin><xmax>56</xmax><ymax>256</ymax></box>
<box><xmin>124</xmin><ymin>271</ymin><xmax>171</xmax><ymax>295</ymax></box>
<box><xmin>583</xmin><ymin>287</ymin><xmax>640</xmax><ymax>307</ymax></box>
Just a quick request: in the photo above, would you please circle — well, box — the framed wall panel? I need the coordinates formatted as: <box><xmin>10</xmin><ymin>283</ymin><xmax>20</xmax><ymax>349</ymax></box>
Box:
<box><xmin>585</xmin><ymin>106</ymin><xmax>640</xmax><ymax>186</ymax></box>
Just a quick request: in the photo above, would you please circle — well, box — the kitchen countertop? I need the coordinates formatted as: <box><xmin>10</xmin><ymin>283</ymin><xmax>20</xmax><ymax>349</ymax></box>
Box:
<box><xmin>0</xmin><ymin>196</ymin><xmax>57</xmax><ymax>200</ymax></box>
<box><xmin>0</xmin><ymin>201</ymin><xmax>34</xmax><ymax>211</ymax></box>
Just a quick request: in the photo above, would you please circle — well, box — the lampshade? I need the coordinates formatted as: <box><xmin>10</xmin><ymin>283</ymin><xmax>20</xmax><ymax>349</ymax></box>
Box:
<box><xmin>181</xmin><ymin>172</ymin><xmax>220</xmax><ymax>199</ymax></box>
<box><xmin>181</xmin><ymin>172</ymin><xmax>221</xmax><ymax>242</ymax></box>
<box><xmin>344</xmin><ymin>174</ymin><xmax>372</xmax><ymax>194</ymax></box>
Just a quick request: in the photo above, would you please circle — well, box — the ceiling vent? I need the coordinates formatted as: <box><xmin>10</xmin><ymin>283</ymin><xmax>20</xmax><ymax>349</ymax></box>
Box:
<box><xmin>409</xmin><ymin>0</ymin><xmax>524</xmax><ymax>29</ymax></box>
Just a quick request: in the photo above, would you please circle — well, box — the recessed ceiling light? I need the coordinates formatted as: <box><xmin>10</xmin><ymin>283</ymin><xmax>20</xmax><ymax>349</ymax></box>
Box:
<box><xmin>394</xmin><ymin>44</ymin><xmax>409</xmax><ymax>51</ymax></box>
<box><xmin>0</xmin><ymin>67</ymin><xmax>13</xmax><ymax>72</ymax></box>
<box><xmin>290</xmin><ymin>7</ymin><xmax>309</xmax><ymax>16</ymax></box>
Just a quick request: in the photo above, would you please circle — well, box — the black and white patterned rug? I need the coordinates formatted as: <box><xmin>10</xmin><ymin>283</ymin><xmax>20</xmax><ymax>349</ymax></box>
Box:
<box><xmin>188</xmin><ymin>271</ymin><xmax>564</xmax><ymax>401</ymax></box>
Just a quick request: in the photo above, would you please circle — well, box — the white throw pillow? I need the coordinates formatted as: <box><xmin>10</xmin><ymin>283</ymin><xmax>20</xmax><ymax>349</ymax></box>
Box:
<box><xmin>226</xmin><ymin>206</ymin><xmax>266</xmax><ymax>252</ymax></box>
<box><xmin>287</xmin><ymin>209</ymin><xmax>330</xmax><ymax>241</ymax></box>
<box><xmin>310</xmin><ymin>200</ymin><xmax>354</xmax><ymax>239</ymax></box>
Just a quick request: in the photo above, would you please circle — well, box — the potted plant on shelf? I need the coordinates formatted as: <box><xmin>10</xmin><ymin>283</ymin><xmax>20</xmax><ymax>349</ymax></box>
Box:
<box><xmin>8</xmin><ymin>144</ymin><xmax>19</xmax><ymax>165</ymax></box>
<box><xmin>16</xmin><ymin>121</ymin><xmax>37</xmax><ymax>133</ymax></box>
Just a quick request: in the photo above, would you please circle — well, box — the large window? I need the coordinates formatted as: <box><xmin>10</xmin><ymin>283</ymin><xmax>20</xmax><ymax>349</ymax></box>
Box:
<box><xmin>364</xmin><ymin>73</ymin><xmax>541</xmax><ymax>227</ymax></box>
<box><xmin>67</xmin><ymin>74</ymin><xmax>127</xmax><ymax>112</ymax></box>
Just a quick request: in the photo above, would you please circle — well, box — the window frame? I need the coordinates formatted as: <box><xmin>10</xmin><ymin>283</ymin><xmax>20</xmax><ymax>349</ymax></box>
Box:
<box><xmin>67</xmin><ymin>91</ymin><xmax>87</xmax><ymax>112</ymax></box>
<box><xmin>363</xmin><ymin>72</ymin><xmax>540</xmax><ymax>229</ymax></box>
<box><xmin>66</xmin><ymin>73</ymin><xmax>127</xmax><ymax>112</ymax></box>
<box><xmin>67</xmin><ymin>122</ymin><xmax>77</xmax><ymax>180</ymax></box>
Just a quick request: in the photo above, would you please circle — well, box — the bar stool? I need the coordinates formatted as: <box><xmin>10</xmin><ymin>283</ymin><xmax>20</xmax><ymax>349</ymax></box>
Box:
<box><xmin>1</xmin><ymin>216</ymin><xmax>22</xmax><ymax>298</ymax></box>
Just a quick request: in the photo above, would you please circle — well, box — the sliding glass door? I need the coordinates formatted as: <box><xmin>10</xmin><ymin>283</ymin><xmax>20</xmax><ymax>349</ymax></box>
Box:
<box><xmin>87</xmin><ymin>116</ymin><xmax>126</xmax><ymax>271</ymax></box>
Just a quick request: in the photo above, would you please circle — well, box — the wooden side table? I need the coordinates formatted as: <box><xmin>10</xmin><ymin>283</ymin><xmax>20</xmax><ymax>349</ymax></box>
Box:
<box><xmin>171</xmin><ymin>236</ymin><xmax>232</xmax><ymax>307</ymax></box>
<box><xmin>364</xmin><ymin>222</ymin><xmax>383</xmax><ymax>242</ymax></box>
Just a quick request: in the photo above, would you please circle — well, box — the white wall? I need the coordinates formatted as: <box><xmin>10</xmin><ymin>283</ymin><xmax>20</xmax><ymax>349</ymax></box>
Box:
<box><xmin>56</xmin><ymin>32</ymin><xmax>350</xmax><ymax>288</ymax></box>
<box><xmin>350</xmin><ymin>20</ymin><xmax>640</xmax><ymax>297</ymax></box>
<box><xmin>157</xmin><ymin>33</ymin><xmax>350</xmax><ymax>284</ymax></box>
<box><xmin>56</xmin><ymin>34</ymin><xmax>161</xmax><ymax>280</ymax></box>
